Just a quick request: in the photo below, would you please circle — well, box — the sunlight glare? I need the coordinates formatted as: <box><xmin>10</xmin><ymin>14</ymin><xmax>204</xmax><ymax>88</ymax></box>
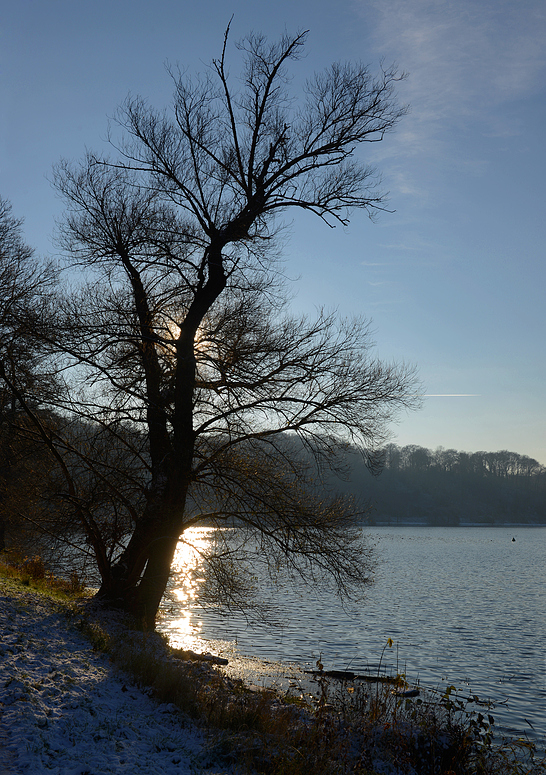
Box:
<box><xmin>159</xmin><ymin>527</ymin><xmax>215</xmax><ymax>651</ymax></box>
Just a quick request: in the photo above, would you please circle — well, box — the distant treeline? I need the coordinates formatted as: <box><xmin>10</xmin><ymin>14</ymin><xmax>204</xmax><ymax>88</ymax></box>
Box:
<box><xmin>335</xmin><ymin>444</ymin><xmax>546</xmax><ymax>525</ymax></box>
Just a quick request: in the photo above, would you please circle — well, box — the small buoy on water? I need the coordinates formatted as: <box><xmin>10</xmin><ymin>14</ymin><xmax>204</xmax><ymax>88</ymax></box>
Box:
<box><xmin>512</xmin><ymin>537</ymin><xmax>516</xmax><ymax>542</ymax></box>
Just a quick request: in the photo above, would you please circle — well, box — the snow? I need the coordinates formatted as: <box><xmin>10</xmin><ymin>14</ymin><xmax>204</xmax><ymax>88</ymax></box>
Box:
<box><xmin>0</xmin><ymin>581</ymin><xmax>224</xmax><ymax>774</ymax></box>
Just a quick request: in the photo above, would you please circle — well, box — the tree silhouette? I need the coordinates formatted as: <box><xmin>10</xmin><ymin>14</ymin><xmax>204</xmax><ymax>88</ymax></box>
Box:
<box><xmin>45</xmin><ymin>28</ymin><xmax>415</xmax><ymax>627</ymax></box>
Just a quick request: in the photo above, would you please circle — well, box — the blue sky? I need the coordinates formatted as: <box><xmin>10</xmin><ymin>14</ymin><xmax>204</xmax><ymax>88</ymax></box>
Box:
<box><xmin>2</xmin><ymin>0</ymin><xmax>546</xmax><ymax>463</ymax></box>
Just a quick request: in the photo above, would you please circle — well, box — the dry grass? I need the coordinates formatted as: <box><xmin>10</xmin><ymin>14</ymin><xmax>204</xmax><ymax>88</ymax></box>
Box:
<box><xmin>0</xmin><ymin>549</ymin><xmax>87</xmax><ymax>597</ymax></box>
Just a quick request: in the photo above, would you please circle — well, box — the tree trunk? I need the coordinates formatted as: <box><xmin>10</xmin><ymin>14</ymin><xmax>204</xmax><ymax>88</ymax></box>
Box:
<box><xmin>132</xmin><ymin>531</ymin><xmax>182</xmax><ymax>629</ymax></box>
<box><xmin>94</xmin><ymin>525</ymin><xmax>184</xmax><ymax>628</ymax></box>
<box><xmin>94</xmin><ymin>472</ymin><xmax>190</xmax><ymax>628</ymax></box>
<box><xmin>94</xmin><ymin>244</ymin><xmax>226</xmax><ymax>628</ymax></box>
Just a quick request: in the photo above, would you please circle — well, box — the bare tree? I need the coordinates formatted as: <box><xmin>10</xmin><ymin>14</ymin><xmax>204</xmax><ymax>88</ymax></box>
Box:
<box><xmin>0</xmin><ymin>197</ymin><xmax>59</xmax><ymax>552</ymax></box>
<box><xmin>0</xmin><ymin>197</ymin><xmax>57</xmax><ymax>403</ymax></box>
<box><xmin>47</xmin><ymin>28</ymin><xmax>416</xmax><ymax>627</ymax></box>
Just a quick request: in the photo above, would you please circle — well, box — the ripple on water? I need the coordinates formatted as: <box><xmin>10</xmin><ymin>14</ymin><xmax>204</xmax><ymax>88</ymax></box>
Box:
<box><xmin>158</xmin><ymin>526</ymin><xmax>546</xmax><ymax>740</ymax></box>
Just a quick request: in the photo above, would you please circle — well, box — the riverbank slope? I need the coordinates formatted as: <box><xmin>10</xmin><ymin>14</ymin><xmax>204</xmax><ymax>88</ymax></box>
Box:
<box><xmin>0</xmin><ymin>578</ymin><xmax>219</xmax><ymax>774</ymax></box>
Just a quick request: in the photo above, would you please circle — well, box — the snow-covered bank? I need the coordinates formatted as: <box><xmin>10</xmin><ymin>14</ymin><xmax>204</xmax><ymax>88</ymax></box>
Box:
<box><xmin>0</xmin><ymin>580</ymin><xmax>222</xmax><ymax>775</ymax></box>
<box><xmin>2</xmin><ymin>576</ymin><xmax>542</xmax><ymax>775</ymax></box>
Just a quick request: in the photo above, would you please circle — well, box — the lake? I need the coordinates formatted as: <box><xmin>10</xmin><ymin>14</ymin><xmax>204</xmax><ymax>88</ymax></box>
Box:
<box><xmin>157</xmin><ymin>525</ymin><xmax>546</xmax><ymax>741</ymax></box>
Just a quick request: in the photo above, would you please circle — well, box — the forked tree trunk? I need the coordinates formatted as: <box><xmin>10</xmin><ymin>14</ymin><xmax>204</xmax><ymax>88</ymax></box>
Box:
<box><xmin>95</xmin><ymin>481</ymin><xmax>190</xmax><ymax>628</ymax></box>
<box><xmin>95</xmin><ymin>245</ymin><xmax>226</xmax><ymax>628</ymax></box>
<box><xmin>132</xmin><ymin>531</ymin><xmax>183</xmax><ymax>629</ymax></box>
<box><xmin>94</xmin><ymin>522</ymin><xmax>187</xmax><ymax>628</ymax></box>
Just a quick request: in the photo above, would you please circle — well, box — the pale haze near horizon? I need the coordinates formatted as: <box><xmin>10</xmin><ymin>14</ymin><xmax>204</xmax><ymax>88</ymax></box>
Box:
<box><xmin>2</xmin><ymin>0</ymin><xmax>545</xmax><ymax>464</ymax></box>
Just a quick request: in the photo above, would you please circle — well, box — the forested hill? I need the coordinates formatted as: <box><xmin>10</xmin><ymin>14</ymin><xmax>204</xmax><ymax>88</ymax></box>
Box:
<box><xmin>337</xmin><ymin>444</ymin><xmax>546</xmax><ymax>525</ymax></box>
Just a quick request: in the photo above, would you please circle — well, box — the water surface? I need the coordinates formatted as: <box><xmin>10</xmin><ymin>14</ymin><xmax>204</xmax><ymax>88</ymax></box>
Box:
<box><xmin>158</xmin><ymin>526</ymin><xmax>546</xmax><ymax>740</ymax></box>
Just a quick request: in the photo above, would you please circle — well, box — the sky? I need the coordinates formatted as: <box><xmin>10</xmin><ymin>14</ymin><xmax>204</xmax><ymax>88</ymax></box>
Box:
<box><xmin>2</xmin><ymin>0</ymin><xmax>546</xmax><ymax>464</ymax></box>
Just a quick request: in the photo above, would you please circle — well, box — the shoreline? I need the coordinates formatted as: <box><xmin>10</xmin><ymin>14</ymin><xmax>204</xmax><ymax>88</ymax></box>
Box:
<box><xmin>363</xmin><ymin>522</ymin><xmax>546</xmax><ymax>527</ymax></box>
<box><xmin>1</xmin><ymin>571</ymin><xmax>544</xmax><ymax>775</ymax></box>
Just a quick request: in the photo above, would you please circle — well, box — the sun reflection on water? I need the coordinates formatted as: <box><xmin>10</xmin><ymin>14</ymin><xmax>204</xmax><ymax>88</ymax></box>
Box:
<box><xmin>157</xmin><ymin>526</ymin><xmax>215</xmax><ymax>652</ymax></box>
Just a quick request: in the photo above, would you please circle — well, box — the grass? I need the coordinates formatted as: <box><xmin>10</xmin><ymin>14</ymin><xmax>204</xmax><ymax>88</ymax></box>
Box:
<box><xmin>0</xmin><ymin>549</ymin><xmax>87</xmax><ymax>598</ymax></box>
<box><xmin>1</xmin><ymin>550</ymin><xmax>545</xmax><ymax>774</ymax></box>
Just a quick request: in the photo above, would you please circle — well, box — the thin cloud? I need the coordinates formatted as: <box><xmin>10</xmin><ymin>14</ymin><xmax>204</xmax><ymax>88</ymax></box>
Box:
<box><xmin>375</xmin><ymin>242</ymin><xmax>427</xmax><ymax>251</ymax></box>
<box><xmin>424</xmin><ymin>394</ymin><xmax>481</xmax><ymax>397</ymax></box>
<box><xmin>361</xmin><ymin>0</ymin><xmax>546</xmax><ymax>149</ymax></box>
